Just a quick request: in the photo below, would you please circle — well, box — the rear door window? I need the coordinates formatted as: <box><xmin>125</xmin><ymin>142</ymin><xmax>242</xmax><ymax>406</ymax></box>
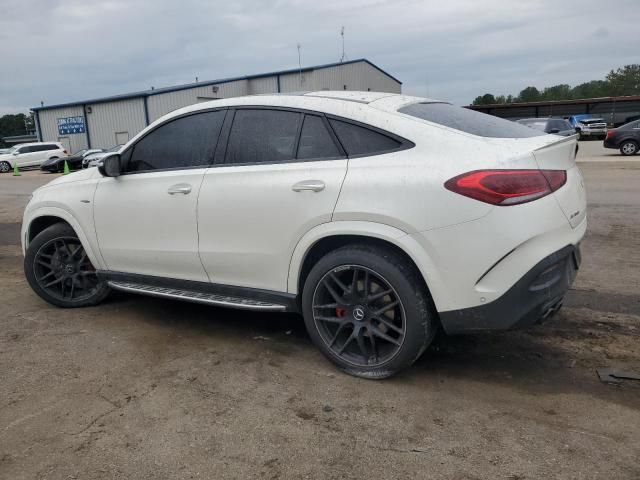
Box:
<box><xmin>297</xmin><ymin>115</ymin><xmax>342</xmax><ymax>160</ymax></box>
<box><xmin>126</xmin><ymin>110</ymin><xmax>225</xmax><ymax>172</ymax></box>
<box><xmin>328</xmin><ymin>119</ymin><xmax>401</xmax><ymax>156</ymax></box>
<box><xmin>399</xmin><ymin>102</ymin><xmax>546</xmax><ymax>138</ymax></box>
<box><xmin>225</xmin><ymin>109</ymin><xmax>302</xmax><ymax>164</ymax></box>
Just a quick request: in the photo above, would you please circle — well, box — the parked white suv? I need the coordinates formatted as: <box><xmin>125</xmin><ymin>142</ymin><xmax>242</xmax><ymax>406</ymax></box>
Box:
<box><xmin>21</xmin><ymin>92</ymin><xmax>587</xmax><ymax>378</ymax></box>
<box><xmin>0</xmin><ymin>142</ymin><xmax>67</xmax><ymax>173</ymax></box>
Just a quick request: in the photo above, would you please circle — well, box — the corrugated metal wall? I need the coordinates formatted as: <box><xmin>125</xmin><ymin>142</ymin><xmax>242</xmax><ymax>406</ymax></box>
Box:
<box><xmin>36</xmin><ymin>61</ymin><xmax>402</xmax><ymax>149</ymax></box>
<box><xmin>279</xmin><ymin>62</ymin><xmax>401</xmax><ymax>93</ymax></box>
<box><xmin>147</xmin><ymin>80</ymin><xmax>249</xmax><ymax>121</ymax></box>
<box><xmin>248</xmin><ymin>76</ymin><xmax>278</xmax><ymax>94</ymax></box>
<box><xmin>86</xmin><ymin>98</ymin><xmax>146</xmax><ymax>148</ymax></box>
<box><xmin>38</xmin><ymin>105</ymin><xmax>87</xmax><ymax>153</ymax></box>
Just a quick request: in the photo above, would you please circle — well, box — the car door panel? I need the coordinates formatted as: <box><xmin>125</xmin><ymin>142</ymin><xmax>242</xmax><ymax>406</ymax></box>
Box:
<box><xmin>15</xmin><ymin>147</ymin><xmax>37</xmax><ymax>167</ymax></box>
<box><xmin>197</xmin><ymin>108</ymin><xmax>348</xmax><ymax>293</ymax></box>
<box><xmin>93</xmin><ymin>109</ymin><xmax>226</xmax><ymax>282</ymax></box>
<box><xmin>94</xmin><ymin>170</ymin><xmax>209</xmax><ymax>281</ymax></box>
<box><xmin>198</xmin><ymin>160</ymin><xmax>347</xmax><ymax>292</ymax></box>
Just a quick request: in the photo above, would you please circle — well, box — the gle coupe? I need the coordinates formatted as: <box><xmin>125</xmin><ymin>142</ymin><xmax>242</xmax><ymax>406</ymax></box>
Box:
<box><xmin>22</xmin><ymin>91</ymin><xmax>586</xmax><ymax>378</ymax></box>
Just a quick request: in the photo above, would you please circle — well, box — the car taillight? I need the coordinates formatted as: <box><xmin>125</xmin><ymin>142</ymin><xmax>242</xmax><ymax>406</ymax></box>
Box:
<box><xmin>606</xmin><ymin>130</ymin><xmax>615</xmax><ymax>139</ymax></box>
<box><xmin>444</xmin><ymin>169</ymin><xmax>567</xmax><ymax>206</ymax></box>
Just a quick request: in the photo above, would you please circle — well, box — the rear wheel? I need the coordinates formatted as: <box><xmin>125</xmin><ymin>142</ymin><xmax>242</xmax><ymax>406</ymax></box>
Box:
<box><xmin>0</xmin><ymin>161</ymin><xmax>11</xmax><ymax>173</ymax></box>
<box><xmin>620</xmin><ymin>141</ymin><xmax>638</xmax><ymax>156</ymax></box>
<box><xmin>302</xmin><ymin>244</ymin><xmax>437</xmax><ymax>379</ymax></box>
<box><xmin>24</xmin><ymin>223</ymin><xmax>110</xmax><ymax>308</ymax></box>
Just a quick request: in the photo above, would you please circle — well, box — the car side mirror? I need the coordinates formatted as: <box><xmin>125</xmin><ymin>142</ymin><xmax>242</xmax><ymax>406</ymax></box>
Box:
<box><xmin>549</xmin><ymin>128</ymin><xmax>560</xmax><ymax>134</ymax></box>
<box><xmin>13</xmin><ymin>151</ymin><xmax>19</xmax><ymax>156</ymax></box>
<box><xmin>574</xmin><ymin>127</ymin><xmax>581</xmax><ymax>133</ymax></box>
<box><xmin>98</xmin><ymin>153</ymin><xmax>121</xmax><ymax>177</ymax></box>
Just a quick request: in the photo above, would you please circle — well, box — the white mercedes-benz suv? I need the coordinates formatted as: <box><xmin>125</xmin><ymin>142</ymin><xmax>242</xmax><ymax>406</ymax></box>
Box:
<box><xmin>21</xmin><ymin>91</ymin><xmax>587</xmax><ymax>378</ymax></box>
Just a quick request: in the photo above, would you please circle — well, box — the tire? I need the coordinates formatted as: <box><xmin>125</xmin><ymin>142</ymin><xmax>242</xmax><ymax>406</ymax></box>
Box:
<box><xmin>24</xmin><ymin>223</ymin><xmax>110</xmax><ymax>308</ymax></box>
<box><xmin>0</xmin><ymin>161</ymin><xmax>11</xmax><ymax>173</ymax></box>
<box><xmin>301</xmin><ymin>244</ymin><xmax>438</xmax><ymax>379</ymax></box>
<box><xmin>620</xmin><ymin>141</ymin><xmax>638</xmax><ymax>156</ymax></box>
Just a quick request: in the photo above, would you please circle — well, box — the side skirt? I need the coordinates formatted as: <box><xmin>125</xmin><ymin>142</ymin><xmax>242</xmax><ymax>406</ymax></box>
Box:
<box><xmin>98</xmin><ymin>271</ymin><xmax>299</xmax><ymax>313</ymax></box>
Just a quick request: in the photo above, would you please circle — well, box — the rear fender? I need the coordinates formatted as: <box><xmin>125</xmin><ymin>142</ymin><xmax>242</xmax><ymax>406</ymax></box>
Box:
<box><xmin>286</xmin><ymin>221</ymin><xmax>448</xmax><ymax>311</ymax></box>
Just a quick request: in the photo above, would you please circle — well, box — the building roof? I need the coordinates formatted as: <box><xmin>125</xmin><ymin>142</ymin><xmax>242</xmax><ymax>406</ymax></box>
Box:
<box><xmin>2</xmin><ymin>134</ymin><xmax>38</xmax><ymax>144</ymax></box>
<box><xmin>31</xmin><ymin>59</ymin><xmax>401</xmax><ymax>112</ymax></box>
<box><xmin>469</xmin><ymin>95</ymin><xmax>640</xmax><ymax>110</ymax></box>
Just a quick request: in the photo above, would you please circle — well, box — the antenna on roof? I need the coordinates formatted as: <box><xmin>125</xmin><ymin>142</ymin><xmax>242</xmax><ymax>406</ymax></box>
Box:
<box><xmin>297</xmin><ymin>43</ymin><xmax>303</xmax><ymax>87</ymax></box>
<box><xmin>195</xmin><ymin>76</ymin><xmax>199</xmax><ymax>83</ymax></box>
<box><xmin>340</xmin><ymin>26</ymin><xmax>347</xmax><ymax>63</ymax></box>
<box><xmin>40</xmin><ymin>101</ymin><xmax>44</xmax><ymax>107</ymax></box>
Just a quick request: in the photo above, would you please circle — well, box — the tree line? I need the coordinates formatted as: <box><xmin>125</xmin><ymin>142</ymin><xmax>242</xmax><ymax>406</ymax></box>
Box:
<box><xmin>472</xmin><ymin>64</ymin><xmax>640</xmax><ymax>105</ymax></box>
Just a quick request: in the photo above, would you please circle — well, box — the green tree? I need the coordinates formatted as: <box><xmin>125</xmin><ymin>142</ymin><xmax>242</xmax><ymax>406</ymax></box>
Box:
<box><xmin>472</xmin><ymin>93</ymin><xmax>497</xmax><ymax>105</ymax></box>
<box><xmin>0</xmin><ymin>113</ymin><xmax>32</xmax><ymax>148</ymax></box>
<box><xmin>606</xmin><ymin>64</ymin><xmax>640</xmax><ymax>96</ymax></box>
<box><xmin>541</xmin><ymin>84</ymin><xmax>572</xmax><ymax>101</ymax></box>
<box><xmin>571</xmin><ymin>80</ymin><xmax>609</xmax><ymax>99</ymax></box>
<box><xmin>518</xmin><ymin>86</ymin><xmax>541</xmax><ymax>102</ymax></box>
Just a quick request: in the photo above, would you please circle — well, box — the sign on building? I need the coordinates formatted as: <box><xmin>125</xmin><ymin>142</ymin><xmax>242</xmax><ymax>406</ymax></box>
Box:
<box><xmin>57</xmin><ymin>116</ymin><xmax>85</xmax><ymax>135</ymax></box>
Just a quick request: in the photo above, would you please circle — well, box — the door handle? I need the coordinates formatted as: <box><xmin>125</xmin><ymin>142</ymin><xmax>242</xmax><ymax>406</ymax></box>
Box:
<box><xmin>292</xmin><ymin>180</ymin><xmax>325</xmax><ymax>192</ymax></box>
<box><xmin>167</xmin><ymin>183</ymin><xmax>192</xmax><ymax>195</ymax></box>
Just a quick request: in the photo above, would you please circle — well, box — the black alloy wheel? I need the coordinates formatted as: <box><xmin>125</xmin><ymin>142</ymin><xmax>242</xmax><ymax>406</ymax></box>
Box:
<box><xmin>25</xmin><ymin>223</ymin><xmax>110</xmax><ymax>307</ymax></box>
<box><xmin>33</xmin><ymin>236</ymin><xmax>100</xmax><ymax>302</ymax></box>
<box><xmin>312</xmin><ymin>265</ymin><xmax>406</xmax><ymax>367</ymax></box>
<box><xmin>302</xmin><ymin>245</ymin><xmax>437</xmax><ymax>379</ymax></box>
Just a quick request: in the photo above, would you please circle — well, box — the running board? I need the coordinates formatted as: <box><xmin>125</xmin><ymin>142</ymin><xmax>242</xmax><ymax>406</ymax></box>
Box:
<box><xmin>108</xmin><ymin>281</ymin><xmax>287</xmax><ymax>311</ymax></box>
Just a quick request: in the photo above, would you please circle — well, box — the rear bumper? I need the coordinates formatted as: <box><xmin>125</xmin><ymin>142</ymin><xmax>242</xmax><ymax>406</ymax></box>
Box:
<box><xmin>439</xmin><ymin>244</ymin><xmax>580</xmax><ymax>334</ymax></box>
<box><xmin>603</xmin><ymin>138</ymin><xmax>618</xmax><ymax>149</ymax></box>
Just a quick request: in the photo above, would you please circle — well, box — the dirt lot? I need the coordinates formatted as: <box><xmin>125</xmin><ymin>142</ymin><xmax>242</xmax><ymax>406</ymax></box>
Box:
<box><xmin>1</xmin><ymin>150</ymin><xmax>639</xmax><ymax>479</ymax></box>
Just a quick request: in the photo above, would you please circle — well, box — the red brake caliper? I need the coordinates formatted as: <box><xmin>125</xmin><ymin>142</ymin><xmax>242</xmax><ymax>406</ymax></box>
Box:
<box><xmin>336</xmin><ymin>308</ymin><xmax>346</xmax><ymax>318</ymax></box>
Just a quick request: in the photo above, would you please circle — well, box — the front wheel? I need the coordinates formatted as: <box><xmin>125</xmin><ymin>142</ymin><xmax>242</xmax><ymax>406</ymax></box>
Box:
<box><xmin>302</xmin><ymin>245</ymin><xmax>438</xmax><ymax>379</ymax></box>
<box><xmin>620</xmin><ymin>141</ymin><xmax>638</xmax><ymax>156</ymax></box>
<box><xmin>0</xmin><ymin>161</ymin><xmax>11</xmax><ymax>173</ymax></box>
<box><xmin>24</xmin><ymin>223</ymin><xmax>110</xmax><ymax>308</ymax></box>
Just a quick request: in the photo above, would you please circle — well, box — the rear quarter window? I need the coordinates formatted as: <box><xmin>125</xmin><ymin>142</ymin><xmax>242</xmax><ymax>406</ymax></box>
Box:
<box><xmin>399</xmin><ymin>102</ymin><xmax>546</xmax><ymax>138</ymax></box>
<box><xmin>329</xmin><ymin>119</ymin><xmax>402</xmax><ymax>156</ymax></box>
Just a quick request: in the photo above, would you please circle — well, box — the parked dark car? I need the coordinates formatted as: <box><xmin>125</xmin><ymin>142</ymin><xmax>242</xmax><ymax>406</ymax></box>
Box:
<box><xmin>604</xmin><ymin>120</ymin><xmax>640</xmax><ymax>155</ymax></box>
<box><xmin>40</xmin><ymin>149</ymin><xmax>104</xmax><ymax>173</ymax></box>
<box><xmin>516</xmin><ymin>118</ymin><xmax>576</xmax><ymax>136</ymax></box>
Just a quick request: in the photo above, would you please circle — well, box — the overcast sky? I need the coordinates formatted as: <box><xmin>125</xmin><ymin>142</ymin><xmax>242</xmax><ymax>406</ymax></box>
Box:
<box><xmin>1</xmin><ymin>0</ymin><xmax>639</xmax><ymax>115</ymax></box>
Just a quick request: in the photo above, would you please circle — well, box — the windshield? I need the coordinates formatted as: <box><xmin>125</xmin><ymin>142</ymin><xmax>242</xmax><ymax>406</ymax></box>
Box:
<box><xmin>107</xmin><ymin>145</ymin><xmax>123</xmax><ymax>152</ymax></box>
<box><xmin>399</xmin><ymin>102</ymin><xmax>545</xmax><ymax>138</ymax></box>
<box><xmin>7</xmin><ymin>146</ymin><xmax>18</xmax><ymax>153</ymax></box>
<box><xmin>73</xmin><ymin>149</ymin><xmax>87</xmax><ymax>156</ymax></box>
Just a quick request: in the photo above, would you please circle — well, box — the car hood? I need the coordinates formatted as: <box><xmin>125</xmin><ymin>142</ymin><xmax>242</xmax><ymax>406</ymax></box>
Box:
<box><xmin>0</xmin><ymin>153</ymin><xmax>15</xmax><ymax>161</ymax></box>
<box><xmin>39</xmin><ymin>165</ymin><xmax>102</xmax><ymax>189</ymax></box>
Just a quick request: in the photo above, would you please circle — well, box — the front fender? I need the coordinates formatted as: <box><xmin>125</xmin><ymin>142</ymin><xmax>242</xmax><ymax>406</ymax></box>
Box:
<box><xmin>286</xmin><ymin>221</ymin><xmax>448</xmax><ymax>311</ymax></box>
<box><xmin>22</xmin><ymin>205</ymin><xmax>106</xmax><ymax>270</ymax></box>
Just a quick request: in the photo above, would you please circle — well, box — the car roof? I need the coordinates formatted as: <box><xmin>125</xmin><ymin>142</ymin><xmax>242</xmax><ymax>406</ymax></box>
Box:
<box><xmin>165</xmin><ymin>91</ymin><xmax>437</xmax><ymax>120</ymax></box>
<box><xmin>13</xmin><ymin>142</ymin><xmax>61</xmax><ymax>148</ymax></box>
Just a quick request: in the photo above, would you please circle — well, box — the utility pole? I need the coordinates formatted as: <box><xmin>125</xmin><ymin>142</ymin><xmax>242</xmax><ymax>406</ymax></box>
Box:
<box><xmin>340</xmin><ymin>26</ymin><xmax>346</xmax><ymax>63</ymax></box>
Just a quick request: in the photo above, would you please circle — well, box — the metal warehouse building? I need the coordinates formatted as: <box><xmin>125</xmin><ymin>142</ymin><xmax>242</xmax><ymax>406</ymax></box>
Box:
<box><xmin>31</xmin><ymin>59</ymin><xmax>401</xmax><ymax>153</ymax></box>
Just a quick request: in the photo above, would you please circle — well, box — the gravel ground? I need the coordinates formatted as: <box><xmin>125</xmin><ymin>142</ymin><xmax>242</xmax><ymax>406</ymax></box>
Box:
<box><xmin>1</xmin><ymin>151</ymin><xmax>639</xmax><ymax>479</ymax></box>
